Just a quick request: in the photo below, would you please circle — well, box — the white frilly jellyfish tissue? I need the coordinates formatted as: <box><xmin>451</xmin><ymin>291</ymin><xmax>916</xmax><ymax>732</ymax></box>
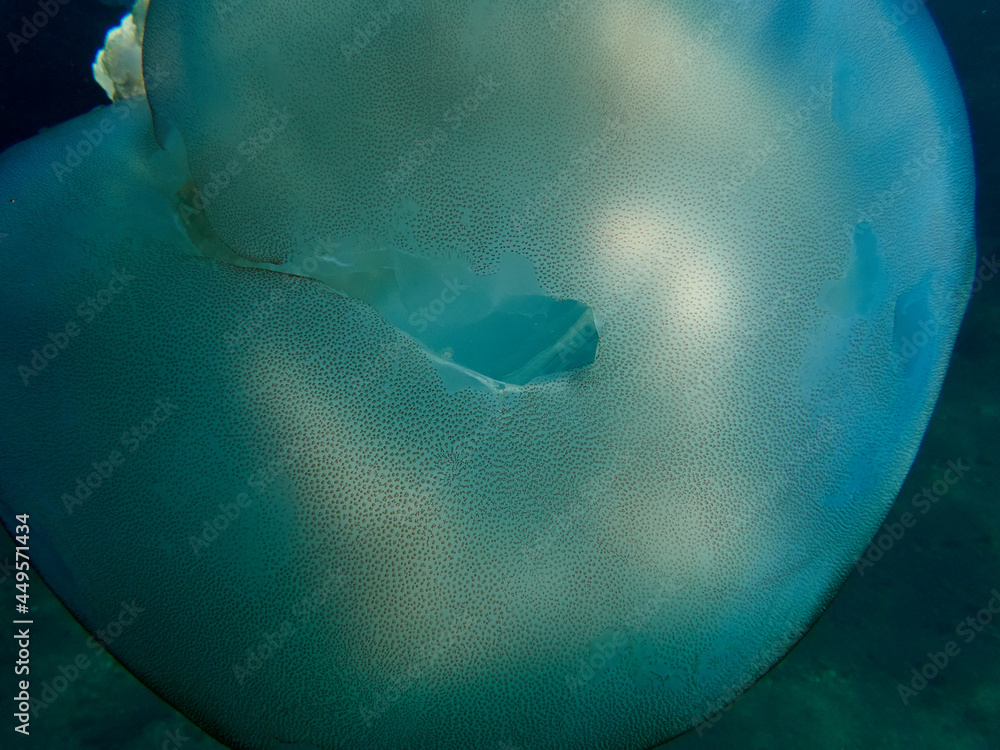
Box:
<box><xmin>0</xmin><ymin>1</ymin><xmax>975</xmax><ymax>748</ymax></box>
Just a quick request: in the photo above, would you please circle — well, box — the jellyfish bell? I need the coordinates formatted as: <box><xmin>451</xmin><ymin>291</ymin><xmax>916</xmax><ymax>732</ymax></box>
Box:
<box><xmin>0</xmin><ymin>1</ymin><xmax>975</xmax><ymax>748</ymax></box>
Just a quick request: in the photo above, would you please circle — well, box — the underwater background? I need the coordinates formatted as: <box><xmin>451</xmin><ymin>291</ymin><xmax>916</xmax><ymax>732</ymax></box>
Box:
<box><xmin>0</xmin><ymin>0</ymin><xmax>996</xmax><ymax>748</ymax></box>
